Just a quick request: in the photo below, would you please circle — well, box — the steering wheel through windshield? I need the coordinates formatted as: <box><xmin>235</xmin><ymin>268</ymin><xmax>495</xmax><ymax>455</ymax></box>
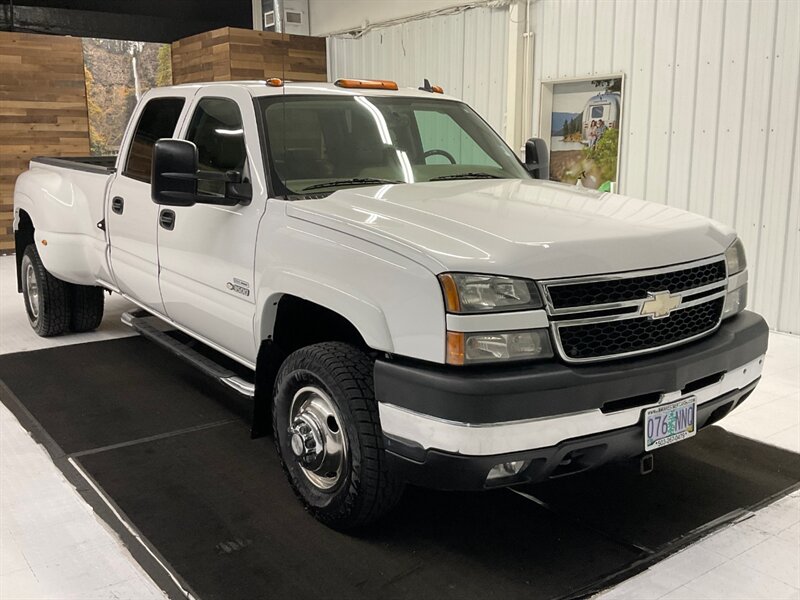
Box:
<box><xmin>423</xmin><ymin>149</ymin><xmax>457</xmax><ymax>165</ymax></box>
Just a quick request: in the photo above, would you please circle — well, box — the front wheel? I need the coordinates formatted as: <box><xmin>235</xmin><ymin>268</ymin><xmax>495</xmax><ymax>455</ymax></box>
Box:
<box><xmin>273</xmin><ymin>342</ymin><xmax>403</xmax><ymax>530</ymax></box>
<box><xmin>20</xmin><ymin>244</ymin><xmax>70</xmax><ymax>337</ymax></box>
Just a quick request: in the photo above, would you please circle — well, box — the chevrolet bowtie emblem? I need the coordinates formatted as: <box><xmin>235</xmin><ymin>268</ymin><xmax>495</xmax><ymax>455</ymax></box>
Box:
<box><xmin>641</xmin><ymin>291</ymin><xmax>682</xmax><ymax>319</ymax></box>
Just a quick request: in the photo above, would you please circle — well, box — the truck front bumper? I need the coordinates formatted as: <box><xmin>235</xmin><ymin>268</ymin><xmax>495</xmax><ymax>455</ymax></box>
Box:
<box><xmin>374</xmin><ymin>311</ymin><xmax>768</xmax><ymax>490</ymax></box>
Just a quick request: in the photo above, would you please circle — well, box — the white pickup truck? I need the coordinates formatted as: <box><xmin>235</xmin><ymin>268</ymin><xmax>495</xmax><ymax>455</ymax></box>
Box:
<box><xmin>13</xmin><ymin>79</ymin><xmax>767</xmax><ymax>529</ymax></box>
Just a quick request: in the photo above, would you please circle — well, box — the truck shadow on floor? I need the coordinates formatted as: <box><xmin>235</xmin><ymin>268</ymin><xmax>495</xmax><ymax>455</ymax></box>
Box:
<box><xmin>1</xmin><ymin>337</ymin><xmax>798</xmax><ymax>600</ymax></box>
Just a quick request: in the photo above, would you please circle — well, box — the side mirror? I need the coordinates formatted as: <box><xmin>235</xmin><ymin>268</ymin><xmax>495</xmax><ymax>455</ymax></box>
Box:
<box><xmin>524</xmin><ymin>137</ymin><xmax>550</xmax><ymax>180</ymax></box>
<box><xmin>152</xmin><ymin>139</ymin><xmax>199</xmax><ymax>206</ymax></box>
<box><xmin>151</xmin><ymin>139</ymin><xmax>253</xmax><ymax>207</ymax></box>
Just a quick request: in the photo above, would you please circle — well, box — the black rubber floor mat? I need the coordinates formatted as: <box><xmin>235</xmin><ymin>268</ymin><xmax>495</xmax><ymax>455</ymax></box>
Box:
<box><xmin>0</xmin><ymin>337</ymin><xmax>247</xmax><ymax>454</ymax></box>
<box><xmin>519</xmin><ymin>427</ymin><xmax>800</xmax><ymax>553</ymax></box>
<box><xmin>1</xmin><ymin>338</ymin><xmax>798</xmax><ymax>600</ymax></box>
<box><xmin>76</xmin><ymin>421</ymin><xmax>640</xmax><ymax>600</ymax></box>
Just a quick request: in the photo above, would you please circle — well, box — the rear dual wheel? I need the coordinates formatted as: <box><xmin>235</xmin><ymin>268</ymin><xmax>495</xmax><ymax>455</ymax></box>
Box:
<box><xmin>21</xmin><ymin>244</ymin><xmax>104</xmax><ymax>337</ymax></box>
<box><xmin>273</xmin><ymin>342</ymin><xmax>403</xmax><ymax>530</ymax></box>
<box><xmin>21</xmin><ymin>245</ymin><xmax>70</xmax><ymax>337</ymax></box>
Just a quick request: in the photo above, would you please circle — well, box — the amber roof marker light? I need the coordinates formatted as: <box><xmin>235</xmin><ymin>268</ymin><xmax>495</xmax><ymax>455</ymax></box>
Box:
<box><xmin>266</xmin><ymin>78</ymin><xmax>284</xmax><ymax>87</ymax></box>
<box><xmin>334</xmin><ymin>78</ymin><xmax>399</xmax><ymax>90</ymax></box>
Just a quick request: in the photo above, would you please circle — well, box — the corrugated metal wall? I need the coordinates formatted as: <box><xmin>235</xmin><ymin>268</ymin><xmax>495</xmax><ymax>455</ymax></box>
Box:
<box><xmin>326</xmin><ymin>0</ymin><xmax>798</xmax><ymax>334</ymax></box>
<box><xmin>326</xmin><ymin>5</ymin><xmax>511</xmax><ymax>138</ymax></box>
<box><xmin>533</xmin><ymin>0</ymin><xmax>800</xmax><ymax>334</ymax></box>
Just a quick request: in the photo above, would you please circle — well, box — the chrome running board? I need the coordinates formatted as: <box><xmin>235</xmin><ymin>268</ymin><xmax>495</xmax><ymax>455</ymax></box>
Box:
<box><xmin>121</xmin><ymin>310</ymin><xmax>255</xmax><ymax>398</ymax></box>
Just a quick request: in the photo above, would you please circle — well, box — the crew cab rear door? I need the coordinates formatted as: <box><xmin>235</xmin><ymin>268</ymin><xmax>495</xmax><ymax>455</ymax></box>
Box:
<box><xmin>156</xmin><ymin>86</ymin><xmax>267</xmax><ymax>365</ymax></box>
<box><xmin>107</xmin><ymin>93</ymin><xmax>190</xmax><ymax>313</ymax></box>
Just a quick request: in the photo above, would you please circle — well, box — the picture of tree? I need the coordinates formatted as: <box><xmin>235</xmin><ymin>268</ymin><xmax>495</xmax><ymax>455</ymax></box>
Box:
<box><xmin>82</xmin><ymin>38</ymin><xmax>173</xmax><ymax>156</ymax></box>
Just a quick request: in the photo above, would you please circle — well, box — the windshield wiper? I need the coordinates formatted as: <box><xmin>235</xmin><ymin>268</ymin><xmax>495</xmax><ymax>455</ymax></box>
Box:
<box><xmin>429</xmin><ymin>172</ymin><xmax>503</xmax><ymax>181</ymax></box>
<box><xmin>302</xmin><ymin>177</ymin><xmax>403</xmax><ymax>191</ymax></box>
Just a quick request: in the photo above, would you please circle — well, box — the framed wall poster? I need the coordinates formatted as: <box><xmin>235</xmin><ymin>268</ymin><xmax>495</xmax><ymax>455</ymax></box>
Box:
<box><xmin>539</xmin><ymin>75</ymin><xmax>624</xmax><ymax>191</ymax></box>
<box><xmin>82</xmin><ymin>38</ymin><xmax>173</xmax><ymax>156</ymax></box>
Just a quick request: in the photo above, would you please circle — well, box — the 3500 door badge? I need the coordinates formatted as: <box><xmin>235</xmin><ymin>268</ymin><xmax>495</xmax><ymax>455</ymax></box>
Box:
<box><xmin>226</xmin><ymin>278</ymin><xmax>250</xmax><ymax>297</ymax></box>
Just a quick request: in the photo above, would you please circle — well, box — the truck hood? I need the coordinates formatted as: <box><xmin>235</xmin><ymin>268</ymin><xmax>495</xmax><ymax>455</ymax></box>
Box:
<box><xmin>286</xmin><ymin>179</ymin><xmax>734</xmax><ymax>279</ymax></box>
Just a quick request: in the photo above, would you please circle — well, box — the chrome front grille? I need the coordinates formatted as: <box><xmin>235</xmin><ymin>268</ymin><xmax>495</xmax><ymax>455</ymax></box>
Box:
<box><xmin>541</xmin><ymin>256</ymin><xmax>728</xmax><ymax>363</ymax></box>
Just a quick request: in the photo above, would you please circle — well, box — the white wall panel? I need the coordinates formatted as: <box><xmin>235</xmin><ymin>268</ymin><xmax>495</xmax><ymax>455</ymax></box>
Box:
<box><xmin>686</xmin><ymin>0</ymin><xmax>725</xmax><ymax>219</ymax></box>
<box><xmin>533</xmin><ymin>0</ymin><xmax>800</xmax><ymax>333</ymax></box>
<box><xmin>308</xmin><ymin>0</ymin><xmax>469</xmax><ymax>36</ymax></box>
<box><xmin>666</xmin><ymin>0</ymin><xmax>701</xmax><ymax>213</ymax></box>
<box><xmin>644</xmin><ymin>0</ymin><xmax>679</xmax><ymax>207</ymax></box>
<box><xmin>327</xmin><ymin>5</ymin><xmax>510</xmax><ymax>137</ymax></box>
<box><xmin>755</xmin><ymin>0</ymin><xmax>800</xmax><ymax>331</ymax></box>
<box><xmin>324</xmin><ymin>0</ymin><xmax>797</xmax><ymax>333</ymax></box>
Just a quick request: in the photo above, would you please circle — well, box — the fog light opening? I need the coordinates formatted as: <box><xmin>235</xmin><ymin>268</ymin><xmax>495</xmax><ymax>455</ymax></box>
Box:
<box><xmin>486</xmin><ymin>460</ymin><xmax>527</xmax><ymax>482</ymax></box>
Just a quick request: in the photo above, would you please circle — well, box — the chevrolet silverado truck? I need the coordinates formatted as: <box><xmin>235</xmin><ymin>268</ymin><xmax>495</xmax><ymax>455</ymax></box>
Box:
<box><xmin>13</xmin><ymin>79</ymin><xmax>767</xmax><ymax>529</ymax></box>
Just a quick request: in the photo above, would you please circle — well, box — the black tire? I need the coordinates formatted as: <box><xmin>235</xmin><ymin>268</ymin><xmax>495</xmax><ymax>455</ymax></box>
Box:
<box><xmin>273</xmin><ymin>342</ymin><xmax>403</xmax><ymax>530</ymax></box>
<box><xmin>20</xmin><ymin>244</ymin><xmax>70</xmax><ymax>337</ymax></box>
<box><xmin>69</xmin><ymin>284</ymin><xmax>105</xmax><ymax>332</ymax></box>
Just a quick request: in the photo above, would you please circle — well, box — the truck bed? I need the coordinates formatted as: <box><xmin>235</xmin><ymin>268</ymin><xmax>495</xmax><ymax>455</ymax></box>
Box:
<box><xmin>31</xmin><ymin>156</ymin><xmax>116</xmax><ymax>175</ymax></box>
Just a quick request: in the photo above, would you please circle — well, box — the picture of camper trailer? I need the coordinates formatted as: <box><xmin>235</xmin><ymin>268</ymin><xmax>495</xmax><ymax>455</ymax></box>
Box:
<box><xmin>581</xmin><ymin>92</ymin><xmax>621</xmax><ymax>145</ymax></box>
<box><xmin>546</xmin><ymin>76</ymin><xmax>624</xmax><ymax>189</ymax></box>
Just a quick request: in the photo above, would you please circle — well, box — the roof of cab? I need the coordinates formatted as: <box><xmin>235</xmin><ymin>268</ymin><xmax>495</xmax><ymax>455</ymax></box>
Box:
<box><xmin>163</xmin><ymin>80</ymin><xmax>457</xmax><ymax>101</ymax></box>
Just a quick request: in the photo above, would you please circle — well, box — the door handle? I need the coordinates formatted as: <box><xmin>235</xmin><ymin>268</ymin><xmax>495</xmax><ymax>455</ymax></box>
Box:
<box><xmin>111</xmin><ymin>196</ymin><xmax>124</xmax><ymax>215</ymax></box>
<box><xmin>159</xmin><ymin>209</ymin><xmax>176</xmax><ymax>231</ymax></box>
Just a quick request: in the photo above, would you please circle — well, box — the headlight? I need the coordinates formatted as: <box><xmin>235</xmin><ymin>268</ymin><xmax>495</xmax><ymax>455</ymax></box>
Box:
<box><xmin>446</xmin><ymin>329</ymin><xmax>553</xmax><ymax>365</ymax></box>
<box><xmin>725</xmin><ymin>238</ymin><xmax>747</xmax><ymax>275</ymax></box>
<box><xmin>439</xmin><ymin>273</ymin><xmax>543</xmax><ymax>313</ymax></box>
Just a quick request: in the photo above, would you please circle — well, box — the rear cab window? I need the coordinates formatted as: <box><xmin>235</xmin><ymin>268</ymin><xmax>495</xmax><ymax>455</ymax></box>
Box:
<box><xmin>123</xmin><ymin>97</ymin><xmax>186</xmax><ymax>183</ymax></box>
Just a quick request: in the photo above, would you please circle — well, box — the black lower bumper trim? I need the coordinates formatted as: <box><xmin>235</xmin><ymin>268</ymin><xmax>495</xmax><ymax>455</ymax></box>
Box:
<box><xmin>385</xmin><ymin>381</ymin><xmax>758</xmax><ymax>491</ymax></box>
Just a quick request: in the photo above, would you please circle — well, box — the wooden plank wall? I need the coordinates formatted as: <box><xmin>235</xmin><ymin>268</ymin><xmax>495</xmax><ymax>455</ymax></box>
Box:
<box><xmin>171</xmin><ymin>27</ymin><xmax>234</xmax><ymax>83</ymax></box>
<box><xmin>172</xmin><ymin>27</ymin><xmax>327</xmax><ymax>84</ymax></box>
<box><xmin>0</xmin><ymin>27</ymin><xmax>326</xmax><ymax>253</ymax></box>
<box><xmin>0</xmin><ymin>32</ymin><xmax>91</xmax><ymax>253</ymax></box>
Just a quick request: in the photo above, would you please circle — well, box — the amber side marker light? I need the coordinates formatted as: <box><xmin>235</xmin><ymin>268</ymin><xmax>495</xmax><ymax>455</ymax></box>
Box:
<box><xmin>334</xmin><ymin>78</ymin><xmax>399</xmax><ymax>90</ymax></box>
<box><xmin>266</xmin><ymin>78</ymin><xmax>283</xmax><ymax>87</ymax></box>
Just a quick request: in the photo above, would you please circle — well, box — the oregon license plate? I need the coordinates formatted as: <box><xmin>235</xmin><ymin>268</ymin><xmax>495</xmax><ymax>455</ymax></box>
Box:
<box><xmin>644</xmin><ymin>396</ymin><xmax>697</xmax><ymax>452</ymax></box>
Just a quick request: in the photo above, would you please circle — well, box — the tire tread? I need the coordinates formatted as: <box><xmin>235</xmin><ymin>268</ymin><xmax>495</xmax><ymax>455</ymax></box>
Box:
<box><xmin>69</xmin><ymin>285</ymin><xmax>105</xmax><ymax>332</ymax></box>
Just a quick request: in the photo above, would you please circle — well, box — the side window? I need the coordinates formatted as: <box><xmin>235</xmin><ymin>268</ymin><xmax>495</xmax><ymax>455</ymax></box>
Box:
<box><xmin>413</xmin><ymin>109</ymin><xmax>498</xmax><ymax>167</ymax></box>
<box><xmin>123</xmin><ymin>97</ymin><xmax>185</xmax><ymax>183</ymax></box>
<box><xmin>185</xmin><ymin>98</ymin><xmax>247</xmax><ymax>195</ymax></box>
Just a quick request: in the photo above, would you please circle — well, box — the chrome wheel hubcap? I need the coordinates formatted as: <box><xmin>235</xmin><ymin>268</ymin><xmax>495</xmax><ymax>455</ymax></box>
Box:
<box><xmin>288</xmin><ymin>386</ymin><xmax>347</xmax><ymax>490</ymax></box>
<box><xmin>25</xmin><ymin>262</ymin><xmax>39</xmax><ymax>319</ymax></box>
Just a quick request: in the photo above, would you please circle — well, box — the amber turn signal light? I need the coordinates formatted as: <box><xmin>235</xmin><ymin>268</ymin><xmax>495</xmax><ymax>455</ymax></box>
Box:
<box><xmin>446</xmin><ymin>331</ymin><xmax>465</xmax><ymax>366</ymax></box>
<box><xmin>334</xmin><ymin>78</ymin><xmax>399</xmax><ymax>90</ymax></box>
<box><xmin>438</xmin><ymin>273</ymin><xmax>461</xmax><ymax>312</ymax></box>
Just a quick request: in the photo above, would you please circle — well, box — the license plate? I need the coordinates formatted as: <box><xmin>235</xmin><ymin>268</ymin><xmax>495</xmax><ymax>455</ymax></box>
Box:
<box><xmin>644</xmin><ymin>396</ymin><xmax>697</xmax><ymax>452</ymax></box>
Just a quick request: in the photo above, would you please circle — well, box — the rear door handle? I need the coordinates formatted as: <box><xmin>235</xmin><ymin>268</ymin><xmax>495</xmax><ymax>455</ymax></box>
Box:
<box><xmin>111</xmin><ymin>196</ymin><xmax>124</xmax><ymax>214</ymax></box>
<box><xmin>159</xmin><ymin>209</ymin><xmax>176</xmax><ymax>231</ymax></box>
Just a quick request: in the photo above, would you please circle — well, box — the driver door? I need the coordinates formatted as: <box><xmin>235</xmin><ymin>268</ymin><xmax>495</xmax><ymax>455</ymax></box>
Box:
<box><xmin>156</xmin><ymin>87</ymin><xmax>268</xmax><ymax>365</ymax></box>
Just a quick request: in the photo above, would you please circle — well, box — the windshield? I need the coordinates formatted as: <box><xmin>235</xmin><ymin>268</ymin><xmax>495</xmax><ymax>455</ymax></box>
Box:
<box><xmin>256</xmin><ymin>95</ymin><xmax>530</xmax><ymax>196</ymax></box>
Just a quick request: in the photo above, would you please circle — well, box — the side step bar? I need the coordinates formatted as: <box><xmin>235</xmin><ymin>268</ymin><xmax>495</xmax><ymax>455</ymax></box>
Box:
<box><xmin>121</xmin><ymin>310</ymin><xmax>255</xmax><ymax>398</ymax></box>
